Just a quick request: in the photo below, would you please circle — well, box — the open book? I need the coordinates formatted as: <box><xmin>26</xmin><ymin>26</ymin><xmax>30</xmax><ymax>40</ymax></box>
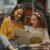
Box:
<box><xmin>14</xmin><ymin>28</ymin><xmax>43</xmax><ymax>45</ymax></box>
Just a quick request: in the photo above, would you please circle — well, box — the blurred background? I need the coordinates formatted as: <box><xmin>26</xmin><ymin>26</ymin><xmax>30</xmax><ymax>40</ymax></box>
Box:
<box><xmin>0</xmin><ymin>0</ymin><xmax>50</xmax><ymax>36</ymax></box>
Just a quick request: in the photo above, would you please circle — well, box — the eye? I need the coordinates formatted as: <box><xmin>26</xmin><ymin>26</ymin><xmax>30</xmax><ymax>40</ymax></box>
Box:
<box><xmin>15</xmin><ymin>15</ymin><xmax>18</xmax><ymax>17</ymax></box>
<box><xmin>17</xmin><ymin>12</ymin><xmax>22</xmax><ymax>16</ymax></box>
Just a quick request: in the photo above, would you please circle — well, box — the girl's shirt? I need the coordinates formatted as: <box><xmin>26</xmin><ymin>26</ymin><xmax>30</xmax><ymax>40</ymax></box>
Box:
<box><xmin>24</xmin><ymin>26</ymin><xmax>49</xmax><ymax>43</ymax></box>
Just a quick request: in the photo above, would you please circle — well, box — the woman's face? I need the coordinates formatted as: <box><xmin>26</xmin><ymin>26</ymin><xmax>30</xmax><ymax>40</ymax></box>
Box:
<box><xmin>31</xmin><ymin>15</ymin><xmax>38</xmax><ymax>27</ymax></box>
<box><xmin>14</xmin><ymin>9</ymin><xmax>23</xmax><ymax>21</ymax></box>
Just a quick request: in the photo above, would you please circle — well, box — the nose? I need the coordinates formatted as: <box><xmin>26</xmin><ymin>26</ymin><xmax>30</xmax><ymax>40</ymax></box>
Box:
<box><xmin>31</xmin><ymin>21</ymin><xmax>34</xmax><ymax>23</ymax></box>
<box><xmin>18</xmin><ymin>14</ymin><xmax>21</xmax><ymax>17</ymax></box>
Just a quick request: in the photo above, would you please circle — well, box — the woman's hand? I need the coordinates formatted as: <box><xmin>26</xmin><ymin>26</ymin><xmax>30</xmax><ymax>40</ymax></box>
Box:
<box><xmin>8</xmin><ymin>45</ymin><xmax>17</xmax><ymax>50</ymax></box>
<box><xmin>11</xmin><ymin>35</ymin><xmax>20</xmax><ymax>41</ymax></box>
<box><xmin>42</xmin><ymin>42</ymin><xmax>49</xmax><ymax>45</ymax></box>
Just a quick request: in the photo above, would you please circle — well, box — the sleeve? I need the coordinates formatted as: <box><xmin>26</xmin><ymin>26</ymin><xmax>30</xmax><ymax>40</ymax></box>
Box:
<box><xmin>0</xmin><ymin>35</ymin><xmax>12</xmax><ymax>48</ymax></box>
<box><xmin>0</xmin><ymin>18</ymin><xmax>8</xmax><ymax>36</ymax></box>
<box><xmin>43</xmin><ymin>29</ymin><xmax>50</xmax><ymax>42</ymax></box>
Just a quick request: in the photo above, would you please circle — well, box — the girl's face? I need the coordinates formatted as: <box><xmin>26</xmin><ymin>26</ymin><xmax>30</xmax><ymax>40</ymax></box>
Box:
<box><xmin>14</xmin><ymin>9</ymin><xmax>23</xmax><ymax>21</ymax></box>
<box><xmin>31</xmin><ymin>15</ymin><xmax>38</xmax><ymax>27</ymax></box>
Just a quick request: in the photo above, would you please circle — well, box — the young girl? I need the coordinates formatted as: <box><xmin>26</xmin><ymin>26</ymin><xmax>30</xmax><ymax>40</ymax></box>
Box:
<box><xmin>27</xmin><ymin>12</ymin><xmax>49</xmax><ymax>44</ymax></box>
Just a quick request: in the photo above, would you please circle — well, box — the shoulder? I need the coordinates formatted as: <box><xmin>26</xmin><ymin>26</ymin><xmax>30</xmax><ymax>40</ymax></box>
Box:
<box><xmin>3</xmin><ymin>16</ymin><xmax>11</xmax><ymax>24</ymax></box>
<box><xmin>40</xmin><ymin>28</ymin><xmax>48</xmax><ymax>33</ymax></box>
<box><xmin>37</xmin><ymin>27</ymin><xmax>47</xmax><ymax>30</ymax></box>
<box><xmin>1</xmin><ymin>16</ymin><xmax>11</xmax><ymax>27</ymax></box>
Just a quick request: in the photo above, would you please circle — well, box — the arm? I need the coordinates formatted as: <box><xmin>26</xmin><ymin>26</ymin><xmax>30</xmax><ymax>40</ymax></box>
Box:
<box><xmin>0</xmin><ymin>35</ymin><xmax>15</xmax><ymax>50</ymax></box>
<box><xmin>43</xmin><ymin>29</ymin><xmax>50</xmax><ymax>43</ymax></box>
<box><xmin>0</xmin><ymin>18</ymin><xmax>15</xmax><ymax>50</ymax></box>
<box><xmin>0</xmin><ymin>18</ymin><xmax>8</xmax><ymax>36</ymax></box>
<box><xmin>0</xmin><ymin>17</ymin><xmax>14</xmax><ymax>39</ymax></box>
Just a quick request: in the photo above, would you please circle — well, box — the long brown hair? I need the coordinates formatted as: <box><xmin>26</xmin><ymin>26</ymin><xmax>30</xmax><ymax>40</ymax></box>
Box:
<box><xmin>10</xmin><ymin>4</ymin><xmax>25</xmax><ymax>24</ymax></box>
<box><xmin>31</xmin><ymin>12</ymin><xmax>47</xmax><ymax>28</ymax></box>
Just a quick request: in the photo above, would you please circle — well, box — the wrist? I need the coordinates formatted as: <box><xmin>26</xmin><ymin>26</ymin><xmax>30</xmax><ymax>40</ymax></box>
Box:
<box><xmin>7</xmin><ymin>45</ymin><xmax>14</xmax><ymax>50</ymax></box>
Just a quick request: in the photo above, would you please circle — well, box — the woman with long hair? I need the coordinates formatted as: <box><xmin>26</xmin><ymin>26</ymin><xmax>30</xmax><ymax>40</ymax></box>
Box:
<box><xmin>0</xmin><ymin>4</ymin><xmax>25</xmax><ymax>50</ymax></box>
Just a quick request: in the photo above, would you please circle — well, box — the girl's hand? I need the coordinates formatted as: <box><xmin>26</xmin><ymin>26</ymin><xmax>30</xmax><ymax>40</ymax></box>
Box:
<box><xmin>39</xmin><ymin>41</ymin><xmax>49</xmax><ymax>46</ymax></box>
<box><xmin>29</xmin><ymin>44</ymin><xmax>40</xmax><ymax>48</ymax></box>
